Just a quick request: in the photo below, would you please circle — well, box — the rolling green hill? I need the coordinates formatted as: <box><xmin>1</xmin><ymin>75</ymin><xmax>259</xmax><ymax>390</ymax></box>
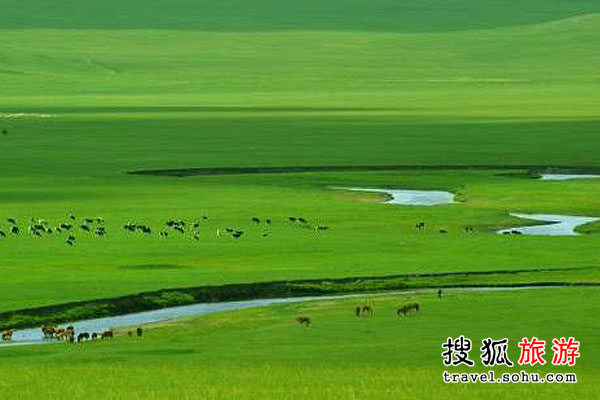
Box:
<box><xmin>0</xmin><ymin>0</ymin><xmax>598</xmax><ymax>114</ymax></box>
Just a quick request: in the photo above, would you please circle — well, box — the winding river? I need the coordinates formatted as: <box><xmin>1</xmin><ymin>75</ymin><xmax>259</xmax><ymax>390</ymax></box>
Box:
<box><xmin>1</xmin><ymin>287</ymin><xmax>549</xmax><ymax>347</ymax></box>
<box><xmin>338</xmin><ymin>186</ymin><xmax>598</xmax><ymax>236</ymax></box>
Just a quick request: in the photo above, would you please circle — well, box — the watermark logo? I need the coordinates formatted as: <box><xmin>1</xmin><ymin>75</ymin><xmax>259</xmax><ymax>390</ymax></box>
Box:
<box><xmin>551</xmin><ymin>337</ymin><xmax>580</xmax><ymax>366</ymax></box>
<box><xmin>442</xmin><ymin>336</ymin><xmax>580</xmax><ymax>384</ymax></box>
<box><xmin>441</xmin><ymin>335</ymin><xmax>475</xmax><ymax>367</ymax></box>
<box><xmin>480</xmin><ymin>338</ymin><xmax>513</xmax><ymax>367</ymax></box>
<box><xmin>518</xmin><ymin>337</ymin><xmax>546</xmax><ymax>366</ymax></box>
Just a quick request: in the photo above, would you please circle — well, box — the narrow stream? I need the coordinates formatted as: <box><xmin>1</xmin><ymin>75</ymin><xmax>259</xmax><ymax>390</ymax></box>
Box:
<box><xmin>1</xmin><ymin>287</ymin><xmax>549</xmax><ymax>347</ymax></box>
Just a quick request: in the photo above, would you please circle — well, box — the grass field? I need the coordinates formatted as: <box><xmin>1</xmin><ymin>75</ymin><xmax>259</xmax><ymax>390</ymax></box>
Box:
<box><xmin>1</xmin><ymin>288</ymin><xmax>597</xmax><ymax>399</ymax></box>
<box><xmin>1</xmin><ymin>0</ymin><xmax>599</xmax><ymax>398</ymax></box>
<box><xmin>0</xmin><ymin>169</ymin><xmax>599</xmax><ymax>312</ymax></box>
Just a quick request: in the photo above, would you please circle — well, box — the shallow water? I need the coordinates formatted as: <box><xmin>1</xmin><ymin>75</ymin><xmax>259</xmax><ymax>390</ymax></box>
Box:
<box><xmin>2</xmin><ymin>296</ymin><xmax>335</xmax><ymax>346</ymax></box>
<box><xmin>1</xmin><ymin>287</ymin><xmax>546</xmax><ymax>347</ymax></box>
<box><xmin>539</xmin><ymin>174</ymin><xmax>600</xmax><ymax>181</ymax></box>
<box><xmin>338</xmin><ymin>187</ymin><xmax>454</xmax><ymax>206</ymax></box>
<box><xmin>497</xmin><ymin>213</ymin><xmax>599</xmax><ymax>236</ymax></box>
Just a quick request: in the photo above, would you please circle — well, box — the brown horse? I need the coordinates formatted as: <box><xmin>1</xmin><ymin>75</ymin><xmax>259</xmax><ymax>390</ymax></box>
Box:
<box><xmin>295</xmin><ymin>316</ymin><xmax>311</xmax><ymax>326</ymax></box>
<box><xmin>361</xmin><ymin>305</ymin><xmax>373</xmax><ymax>316</ymax></box>
<box><xmin>2</xmin><ymin>329</ymin><xmax>14</xmax><ymax>341</ymax></box>
<box><xmin>397</xmin><ymin>303</ymin><xmax>420</xmax><ymax>317</ymax></box>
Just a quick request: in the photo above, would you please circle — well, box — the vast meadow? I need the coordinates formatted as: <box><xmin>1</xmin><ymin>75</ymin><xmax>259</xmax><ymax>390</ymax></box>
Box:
<box><xmin>1</xmin><ymin>288</ymin><xmax>598</xmax><ymax>399</ymax></box>
<box><xmin>1</xmin><ymin>0</ymin><xmax>599</xmax><ymax>398</ymax></box>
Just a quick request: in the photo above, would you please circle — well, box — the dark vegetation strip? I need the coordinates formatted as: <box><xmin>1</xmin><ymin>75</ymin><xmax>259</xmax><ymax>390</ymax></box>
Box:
<box><xmin>0</xmin><ymin>105</ymin><xmax>402</xmax><ymax>114</ymax></box>
<box><xmin>127</xmin><ymin>165</ymin><xmax>600</xmax><ymax>177</ymax></box>
<box><xmin>0</xmin><ymin>266</ymin><xmax>597</xmax><ymax>330</ymax></box>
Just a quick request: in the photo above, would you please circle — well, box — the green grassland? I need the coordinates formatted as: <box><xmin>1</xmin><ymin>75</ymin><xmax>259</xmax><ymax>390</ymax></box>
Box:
<box><xmin>0</xmin><ymin>0</ymin><xmax>598</xmax><ymax>115</ymax></box>
<box><xmin>0</xmin><ymin>0</ymin><xmax>598</xmax><ymax>316</ymax></box>
<box><xmin>1</xmin><ymin>0</ymin><xmax>599</xmax><ymax>397</ymax></box>
<box><xmin>0</xmin><ymin>169</ymin><xmax>600</xmax><ymax>312</ymax></box>
<box><xmin>1</xmin><ymin>288</ymin><xmax>598</xmax><ymax>399</ymax></box>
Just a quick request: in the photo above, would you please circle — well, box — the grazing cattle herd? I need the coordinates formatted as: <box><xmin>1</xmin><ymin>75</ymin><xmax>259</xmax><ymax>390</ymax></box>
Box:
<box><xmin>39</xmin><ymin>323</ymin><xmax>120</xmax><ymax>343</ymax></box>
<box><xmin>0</xmin><ymin>214</ymin><xmax>332</xmax><ymax>246</ymax></box>
<box><xmin>0</xmin><ymin>213</ymin><xmax>482</xmax><ymax>248</ymax></box>
<box><xmin>0</xmin><ymin>212</ymin><xmax>486</xmax><ymax>250</ymax></box>
<box><xmin>0</xmin><ymin>323</ymin><xmax>139</xmax><ymax>344</ymax></box>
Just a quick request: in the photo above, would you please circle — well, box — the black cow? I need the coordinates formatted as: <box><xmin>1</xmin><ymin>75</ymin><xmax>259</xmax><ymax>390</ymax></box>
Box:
<box><xmin>77</xmin><ymin>332</ymin><xmax>90</xmax><ymax>342</ymax></box>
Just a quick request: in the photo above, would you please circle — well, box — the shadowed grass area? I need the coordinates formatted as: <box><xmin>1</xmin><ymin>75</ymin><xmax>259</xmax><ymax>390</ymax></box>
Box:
<box><xmin>2</xmin><ymin>0</ymin><xmax>598</xmax><ymax>32</ymax></box>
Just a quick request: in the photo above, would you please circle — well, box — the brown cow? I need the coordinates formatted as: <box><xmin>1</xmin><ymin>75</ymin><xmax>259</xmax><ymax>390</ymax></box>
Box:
<box><xmin>101</xmin><ymin>330</ymin><xmax>114</xmax><ymax>339</ymax></box>
<box><xmin>54</xmin><ymin>328</ymin><xmax>66</xmax><ymax>340</ymax></box>
<box><xmin>2</xmin><ymin>329</ymin><xmax>14</xmax><ymax>341</ymax></box>
<box><xmin>41</xmin><ymin>324</ymin><xmax>57</xmax><ymax>339</ymax></box>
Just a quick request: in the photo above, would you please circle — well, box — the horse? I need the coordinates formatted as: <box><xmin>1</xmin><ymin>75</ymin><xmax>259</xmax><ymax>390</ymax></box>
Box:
<box><xmin>397</xmin><ymin>303</ymin><xmax>420</xmax><ymax>317</ymax></box>
<box><xmin>295</xmin><ymin>316</ymin><xmax>311</xmax><ymax>326</ymax></box>
<box><xmin>361</xmin><ymin>305</ymin><xmax>373</xmax><ymax>316</ymax></box>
